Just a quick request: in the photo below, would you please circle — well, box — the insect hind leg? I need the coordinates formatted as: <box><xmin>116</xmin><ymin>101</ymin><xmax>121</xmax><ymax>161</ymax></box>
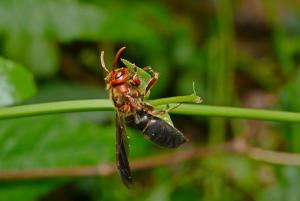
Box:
<box><xmin>151</xmin><ymin>103</ymin><xmax>181</xmax><ymax>116</ymax></box>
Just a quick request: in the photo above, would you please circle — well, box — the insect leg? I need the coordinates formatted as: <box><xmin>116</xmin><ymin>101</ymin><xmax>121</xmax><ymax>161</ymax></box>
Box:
<box><xmin>150</xmin><ymin>103</ymin><xmax>181</xmax><ymax>116</ymax></box>
<box><xmin>132</xmin><ymin>64</ymin><xmax>141</xmax><ymax>86</ymax></box>
<box><xmin>142</xmin><ymin>66</ymin><xmax>159</xmax><ymax>96</ymax></box>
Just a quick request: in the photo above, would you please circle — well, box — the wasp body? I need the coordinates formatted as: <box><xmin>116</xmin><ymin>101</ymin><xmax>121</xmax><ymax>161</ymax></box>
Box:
<box><xmin>100</xmin><ymin>47</ymin><xmax>187</xmax><ymax>187</ymax></box>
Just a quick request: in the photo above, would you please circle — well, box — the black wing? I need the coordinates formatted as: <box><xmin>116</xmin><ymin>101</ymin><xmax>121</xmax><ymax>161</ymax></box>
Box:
<box><xmin>116</xmin><ymin>112</ymin><xmax>132</xmax><ymax>187</ymax></box>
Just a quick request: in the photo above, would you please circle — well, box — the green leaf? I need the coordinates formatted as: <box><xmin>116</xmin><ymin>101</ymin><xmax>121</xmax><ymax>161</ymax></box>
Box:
<box><xmin>121</xmin><ymin>58</ymin><xmax>151</xmax><ymax>95</ymax></box>
<box><xmin>153</xmin><ymin>104</ymin><xmax>175</xmax><ymax>127</ymax></box>
<box><xmin>0</xmin><ymin>115</ymin><xmax>116</xmax><ymax>169</ymax></box>
<box><xmin>0</xmin><ymin>57</ymin><xmax>36</xmax><ymax>107</ymax></box>
<box><xmin>156</xmin><ymin>112</ymin><xmax>174</xmax><ymax>127</ymax></box>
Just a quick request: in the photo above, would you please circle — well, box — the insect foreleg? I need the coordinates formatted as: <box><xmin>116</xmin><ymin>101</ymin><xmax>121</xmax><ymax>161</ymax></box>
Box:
<box><xmin>142</xmin><ymin>66</ymin><xmax>159</xmax><ymax>96</ymax></box>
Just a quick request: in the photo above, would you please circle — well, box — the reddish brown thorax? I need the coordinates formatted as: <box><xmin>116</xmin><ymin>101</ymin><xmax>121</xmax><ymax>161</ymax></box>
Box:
<box><xmin>103</xmin><ymin>68</ymin><xmax>142</xmax><ymax>114</ymax></box>
<box><xmin>105</xmin><ymin>68</ymin><xmax>131</xmax><ymax>89</ymax></box>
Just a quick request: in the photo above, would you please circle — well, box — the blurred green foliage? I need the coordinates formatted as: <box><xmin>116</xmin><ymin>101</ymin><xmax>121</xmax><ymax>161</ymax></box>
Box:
<box><xmin>1</xmin><ymin>0</ymin><xmax>300</xmax><ymax>201</ymax></box>
<box><xmin>0</xmin><ymin>57</ymin><xmax>36</xmax><ymax>106</ymax></box>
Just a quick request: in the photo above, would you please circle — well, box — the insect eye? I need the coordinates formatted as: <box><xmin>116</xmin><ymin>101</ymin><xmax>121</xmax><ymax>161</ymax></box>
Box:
<box><xmin>115</xmin><ymin>71</ymin><xmax>123</xmax><ymax>79</ymax></box>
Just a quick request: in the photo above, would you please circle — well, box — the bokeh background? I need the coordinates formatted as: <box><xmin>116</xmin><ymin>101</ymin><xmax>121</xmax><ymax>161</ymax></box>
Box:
<box><xmin>1</xmin><ymin>0</ymin><xmax>300</xmax><ymax>200</ymax></box>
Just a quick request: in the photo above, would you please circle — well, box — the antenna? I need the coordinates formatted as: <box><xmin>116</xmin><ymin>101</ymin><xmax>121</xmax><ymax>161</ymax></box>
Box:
<box><xmin>100</xmin><ymin>51</ymin><xmax>110</xmax><ymax>73</ymax></box>
<box><xmin>112</xmin><ymin>47</ymin><xmax>126</xmax><ymax>69</ymax></box>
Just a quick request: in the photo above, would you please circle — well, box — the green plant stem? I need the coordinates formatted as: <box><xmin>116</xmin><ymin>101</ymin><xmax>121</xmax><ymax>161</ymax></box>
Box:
<box><xmin>0</xmin><ymin>99</ymin><xmax>113</xmax><ymax>120</ymax></box>
<box><xmin>171</xmin><ymin>104</ymin><xmax>300</xmax><ymax>123</ymax></box>
<box><xmin>0</xmin><ymin>94</ymin><xmax>198</xmax><ymax>120</ymax></box>
<box><xmin>1</xmin><ymin>95</ymin><xmax>300</xmax><ymax>123</ymax></box>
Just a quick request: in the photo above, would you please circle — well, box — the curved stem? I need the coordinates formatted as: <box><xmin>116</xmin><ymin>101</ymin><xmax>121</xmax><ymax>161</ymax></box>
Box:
<box><xmin>1</xmin><ymin>95</ymin><xmax>300</xmax><ymax>123</ymax></box>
